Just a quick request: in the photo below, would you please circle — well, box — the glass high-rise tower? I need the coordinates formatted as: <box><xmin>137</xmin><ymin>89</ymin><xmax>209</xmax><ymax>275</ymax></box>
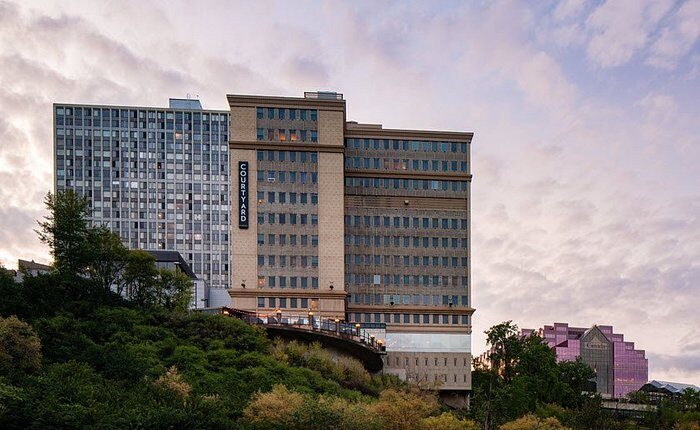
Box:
<box><xmin>53</xmin><ymin>98</ymin><xmax>232</xmax><ymax>305</ymax></box>
<box><xmin>522</xmin><ymin>323</ymin><xmax>648</xmax><ymax>398</ymax></box>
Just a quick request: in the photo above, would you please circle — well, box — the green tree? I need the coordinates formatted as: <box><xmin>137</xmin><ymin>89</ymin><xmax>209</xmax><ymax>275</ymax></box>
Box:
<box><xmin>486</xmin><ymin>321</ymin><xmax>523</xmax><ymax>383</ymax></box>
<box><xmin>0</xmin><ymin>378</ymin><xmax>22</xmax><ymax>421</ymax></box>
<box><xmin>0</xmin><ymin>316</ymin><xmax>42</xmax><ymax>378</ymax></box>
<box><xmin>476</xmin><ymin>321</ymin><xmax>526</xmax><ymax>428</ymax></box>
<box><xmin>156</xmin><ymin>268</ymin><xmax>193</xmax><ymax>312</ymax></box>
<box><xmin>679</xmin><ymin>388</ymin><xmax>700</xmax><ymax>412</ymax></box>
<box><xmin>514</xmin><ymin>333</ymin><xmax>562</xmax><ymax>409</ymax></box>
<box><xmin>36</xmin><ymin>190</ymin><xmax>92</xmax><ymax>277</ymax></box>
<box><xmin>0</xmin><ymin>265</ymin><xmax>13</xmax><ymax>282</ymax></box>
<box><xmin>556</xmin><ymin>358</ymin><xmax>595</xmax><ymax>408</ymax></box>
<box><xmin>120</xmin><ymin>251</ymin><xmax>193</xmax><ymax>311</ymax></box>
<box><xmin>122</xmin><ymin>250</ymin><xmax>158</xmax><ymax>307</ymax></box>
<box><xmin>0</xmin><ymin>266</ymin><xmax>23</xmax><ymax>319</ymax></box>
<box><xmin>86</xmin><ymin>226</ymin><xmax>128</xmax><ymax>294</ymax></box>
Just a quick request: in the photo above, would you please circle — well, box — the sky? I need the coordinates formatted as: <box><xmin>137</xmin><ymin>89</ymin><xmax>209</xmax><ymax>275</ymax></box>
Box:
<box><xmin>0</xmin><ymin>0</ymin><xmax>699</xmax><ymax>384</ymax></box>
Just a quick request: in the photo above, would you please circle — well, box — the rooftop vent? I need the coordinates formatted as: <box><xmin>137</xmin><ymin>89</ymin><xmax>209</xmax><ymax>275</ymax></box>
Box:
<box><xmin>304</xmin><ymin>91</ymin><xmax>343</xmax><ymax>100</ymax></box>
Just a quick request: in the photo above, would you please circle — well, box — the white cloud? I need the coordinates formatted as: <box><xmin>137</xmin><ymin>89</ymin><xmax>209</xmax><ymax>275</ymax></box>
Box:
<box><xmin>637</xmin><ymin>92</ymin><xmax>678</xmax><ymax>123</ymax></box>
<box><xmin>646</xmin><ymin>0</ymin><xmax>700</xmax><ymax>69</ymax></box>
<box><xmin>552</xmin><ymin>0</ymin><xmax>589</xmax><ymax>22</ymax></box>
<box><xmin>585</xmin><ymin>0</ymin><xmax>674</xmax><ymax>68</ymax></box>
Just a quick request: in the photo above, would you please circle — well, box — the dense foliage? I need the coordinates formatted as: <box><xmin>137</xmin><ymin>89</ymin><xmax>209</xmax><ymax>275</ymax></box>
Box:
<box><xmin>0</xmin><ymin>267</ymin><xmax>446</xmax><ymax>429</ymax></box>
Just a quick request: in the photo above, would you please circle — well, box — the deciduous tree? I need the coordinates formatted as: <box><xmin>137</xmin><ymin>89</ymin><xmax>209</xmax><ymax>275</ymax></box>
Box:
<box><xmin>86</xmin><ymin>226</ymin><xmax>128</xmax><ymax>294</ymax></box>
<box><xmin>36</xmin><ymin>191</ymin><xmax>92</xmax><ymax>277</ymax></box>
<box><xmin>156</xmin><ymin>268</ymin><xmax>193</xmax><ymax>312</ymax></box>
<box><xmin>122</xmin><ymin>250</ymin><xmax>158</xmax><ymax>306</ymax></box>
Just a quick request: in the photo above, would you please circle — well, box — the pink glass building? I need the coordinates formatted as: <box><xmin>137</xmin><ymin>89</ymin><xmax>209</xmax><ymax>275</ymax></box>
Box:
<box><xmin>522</xmin><ymin>323</ymin><xmax>648</xmax><ymax>399</ymax></box>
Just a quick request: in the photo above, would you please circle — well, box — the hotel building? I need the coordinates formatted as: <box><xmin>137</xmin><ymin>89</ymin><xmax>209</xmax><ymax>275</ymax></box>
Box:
<box><xmin>226</xmin><ymin>91</ymin><xmax>474</xmax><ymax>397</ymax></box>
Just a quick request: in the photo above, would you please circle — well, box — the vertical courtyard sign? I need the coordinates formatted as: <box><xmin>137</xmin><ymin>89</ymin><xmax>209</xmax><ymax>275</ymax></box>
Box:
<box><xmin>238</xmin><ymin>161</ymin><xmax>249</xmax><ymax>229</ymax></box>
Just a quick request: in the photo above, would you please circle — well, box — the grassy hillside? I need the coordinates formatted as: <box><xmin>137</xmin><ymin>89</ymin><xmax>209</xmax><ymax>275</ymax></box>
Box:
<box><xmin>0</xmin><ymin>268</ymin><xmax>477</xmax><ymax>429</ymax></box>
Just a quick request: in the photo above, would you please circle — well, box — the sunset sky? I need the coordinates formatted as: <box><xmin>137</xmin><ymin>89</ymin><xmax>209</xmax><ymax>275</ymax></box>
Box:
<box><xmin>0</xmin><ymin>0</ymin><xmax>699</xmax><ymax>384</ymax></box>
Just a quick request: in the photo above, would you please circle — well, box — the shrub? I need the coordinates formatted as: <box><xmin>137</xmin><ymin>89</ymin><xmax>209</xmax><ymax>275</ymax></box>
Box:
<box><xmin>0</xmin><ymin>315</ymin><xmax>42</xmax><ymax>377</ymax></box>
<box><xmin>500</xmin><ymin>414</ymin><xmax>571</xmax><ymax>430</ymax></box>
<box><xmin>243</xmin><ymin>384</ymin><xmax>305</xmax><ymax>427</ymax></box>
<box><xmin>154</xmin><ymin>366</ymin><xmax>192</xmax><ymax>399</ymax></box>
<box><xmin>422</xmin><ymin>412</ymin><xmax>480</xmax><ymax>430</ymax></box>
<box><xmin>370</xmin><ymin>388</ymin><xmax>439</xmax><ymax>430</ymax></box>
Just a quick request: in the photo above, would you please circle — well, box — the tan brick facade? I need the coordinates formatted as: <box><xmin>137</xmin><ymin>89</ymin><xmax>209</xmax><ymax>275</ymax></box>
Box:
<box><xmin>317</xmin><ymin>152</ymin><xmax>344</xmax><ymax>290</ymax></box>
<box><xmin>384</xmin><ymin>351</ymin><xmax>473</xmax><ymax>390</ymax></box>
<box><xmin>227</xmin><ymin>93</ymin><xmax>348</xmax><ymax>319</ymax></box>
<box><xmin>230</xmin><ymin>106</ymin><xmax>256</xmax><ymax>141</ymax></box>
<box><xmin>229</xmin><ymin>148</ymin><xmax>257</xmax><ymax>304</ymax></box>
<box><xmin>226</xmin><ymin>92</ymin><xmax>473</xmax><ymax>394</ymax></box>
<box><xmin>318</xmin><ymin>110</ymin><xmax>345</xmax><ymax>148</ymax></box>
